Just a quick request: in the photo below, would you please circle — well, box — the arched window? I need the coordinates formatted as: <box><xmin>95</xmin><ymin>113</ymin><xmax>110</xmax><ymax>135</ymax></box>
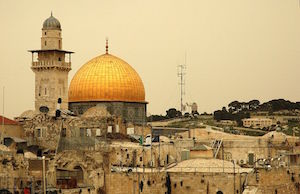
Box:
<box><xmin>74</xmin><ymin>166</ymin><xmax>83</xmax><ymax>184</ymax></box>
<box><xmin>45</xmin><ymin>41</ymin><xmax>47</xmax><ymax>46</ymax></box>
<box><xmin>217</xmin><ymin>191</ymin><xmax>223</xmax><ymax>194</ymax></box>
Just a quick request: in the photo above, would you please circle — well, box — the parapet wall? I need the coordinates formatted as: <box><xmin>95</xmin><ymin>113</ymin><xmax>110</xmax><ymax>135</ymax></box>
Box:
<box><xmin>105</xmin><ymin>172</ymin><xmax>166</xmax><ymax>194</ymax></box>
<box><xmin>247</xmin><ymin>168</ymin><xmax>298</xmax><ymax>194</ymax></box>
<box><xmin>168</xmin><ymin>172</ymin><xmax>245</xmax><ymax>194</ymax></box>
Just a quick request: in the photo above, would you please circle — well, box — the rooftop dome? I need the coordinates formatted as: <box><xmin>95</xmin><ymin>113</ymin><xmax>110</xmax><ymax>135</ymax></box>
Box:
<box><xmin>82</xmin><ymin>105</ymin><xmax>111</xmax><ymax>118</ymax></box>
<box><xmin>68</xmin><ymin>52</ymin><xmax>145</xmax><ymax>103</ymax></box>
<box><xmin>42</xmin><ymin>13</ymin><xmax>61</xmax><ymax>30</ymax></box>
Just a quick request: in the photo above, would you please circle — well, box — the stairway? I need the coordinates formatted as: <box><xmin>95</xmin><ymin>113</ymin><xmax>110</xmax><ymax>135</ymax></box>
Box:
<box><xmin>211</xmin><ymin>139</ymin><xmax>223</xmax><ymax>158</ymax></box>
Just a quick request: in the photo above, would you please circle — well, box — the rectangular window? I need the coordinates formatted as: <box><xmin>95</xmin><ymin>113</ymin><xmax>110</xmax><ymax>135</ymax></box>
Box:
<box><xmin>107</xmin><ymin>126</ymin><xmax>112</xmax><ymax>133</ymax></box>
<box><xmin>127</xmin><ymin>128</ymin><xmax>134</xmax><ymax>135</ymax></box>
<box><xmin>116</xmin><ymin>125</ymin><xmax>119</xmax><ymax>133</ymax></box>
<box><xmin>35</xmin><ymin>128</ymin><xmax>46</xmax><ymax>138</ymax></box>
<box><xmin>36</xmin><ymin>128</ymin><xmax>41</xmax><ymax>137</ymax></box>
<box><xmin>86</xmin><ymin>128</ymin><xmax>91</xmax><ymax>137</ymax></box>
<box><xmin>96</xmin><ymin>129</ymin><xmax>101</xmax><ymax>136</ymax></box>
<box><xmin>80</xmin><ymin>128</ymin><xmax>85</xmax><ymax>137</ymax></box>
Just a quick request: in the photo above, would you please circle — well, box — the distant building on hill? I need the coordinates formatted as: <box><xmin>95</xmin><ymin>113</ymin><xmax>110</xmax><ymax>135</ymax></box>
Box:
<box><xmin>242</xmin><ymin>118</ymin><xmax>272</xmax><ymax>129</ymax></box>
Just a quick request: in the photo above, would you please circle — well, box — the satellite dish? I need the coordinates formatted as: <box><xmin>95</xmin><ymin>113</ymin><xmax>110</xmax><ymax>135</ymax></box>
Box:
<box><xmin>39</xmin><ymin>106</ymin><xmax>49</xmax><ymax>113</ymax></box>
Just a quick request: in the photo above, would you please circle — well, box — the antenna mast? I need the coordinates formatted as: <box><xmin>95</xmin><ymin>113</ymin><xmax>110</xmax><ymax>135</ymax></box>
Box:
<box><xmin>177</xmin><ymin>53</ymin><xmax>187</xmax><ymax>113</ymax></box>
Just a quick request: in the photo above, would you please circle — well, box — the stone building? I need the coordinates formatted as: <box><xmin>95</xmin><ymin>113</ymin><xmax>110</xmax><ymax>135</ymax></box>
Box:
<box><xmin>242</xmin><ymin>118</ymin><xmax>273</xmax><ymax>129</ymax></box>
<box><xmin>68</xmin><ymin>40</ymin><xmax>147</xmax><ymax>124</ymax></box>
<box><xmin>0</xmin><ymin>115</ymin><xmax>24</xmax><ymax>138</ymax></box>
<box><xmin>29</xmin><ymin>13</ymin><xmax>73</xmax><ymax>114</ymax></box>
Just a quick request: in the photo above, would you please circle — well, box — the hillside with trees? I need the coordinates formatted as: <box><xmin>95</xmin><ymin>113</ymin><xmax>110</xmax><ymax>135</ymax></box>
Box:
<box><xmin>214</xmin><ymin>99</ymin><xmax>300</xmax><ymax>126</ymax></box>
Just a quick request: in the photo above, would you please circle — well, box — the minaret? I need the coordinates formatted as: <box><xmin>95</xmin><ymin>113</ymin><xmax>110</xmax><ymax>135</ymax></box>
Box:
<box><xmin>29</xmin><ymin>13</ymin><xmax>73</xmax><ymax>114</ymax></box>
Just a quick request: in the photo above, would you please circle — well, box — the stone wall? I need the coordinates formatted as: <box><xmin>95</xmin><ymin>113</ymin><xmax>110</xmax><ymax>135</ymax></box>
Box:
<box><xmin>34</xmin><ymin>69</ymin><xmax>69</xmax><ymax>114</ymax></box>
<box><xmin>109</xmin><ymin>141</ymin><xmax>178</xmax><ymax>168</ymax></box>
<box><xmin>220</xmin><ymin>139</ymin><xmax>269</xmax><ymax>163</ymax></box>
<box><xmin>168</xmin><ymin>171</ymin><xmax>246</xmax><ymax>194</ymax></box>
<box><xmin>41</xmin><ymin>29</ymin><xmax>62</xmax><ymax>50</ymax></box>
<box><xmin>20</xmin><ymin>112</ymin><xmax>123</xmax><ymax>151</ymax></box>
<box><xmin>0</xmin><ymin>124</ymin><xmax>24</xmax><ymax>138</ymax></box>
<box><xmin>166</xmin><ymin>168</ymin><xmax>298</xmax><ymax>194</ymax></box>
<box><xmin>190</xmin><ymin>150</ymin><xmax>214</xmax><ymax>159</ymax></box>
<box><xmin>48</xmin><ymin>150</ymin><xmax>105</xmax><ymax>190</ymax></box>
<box><xmin>0</xmin><ymin>152</ymin><xmax>30</xmax><ymax>193</ymax></box>
<box><xmin>21</xmin><ymin>113</ymin><xmax>61</xmax><ymax>150</ymax></box>
<box><xmin>105</xmin><ymin>172</ymin><xmax>166</xmax><ymax>194</ymax></box>
<box><xmin>247</xmin><ymin>168</ymin><xmax>298</xmax><ymax>194</ymax></box>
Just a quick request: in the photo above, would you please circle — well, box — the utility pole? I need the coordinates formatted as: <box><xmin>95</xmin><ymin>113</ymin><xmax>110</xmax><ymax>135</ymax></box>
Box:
<box><xmin>1</xmin><ymin>87</ymin><xmax>4</xmax><ymax>144</ymax></box>
<box><xmin>150</xmin><ymin>126</ymin><xmax>153</xmax><ymax>172</ymax></box>
<box><xmin>143</xmin><ymin>112</ymin><xmax>145</xmax><ymax>177</ymax></box>
<box><xmin>233</xmin><ymin>160</ymin><xmax>236</xmax><ymax>194</ymax></box>
<box><xmin>42</xmin><ymin>156</ymin><xmax>46</xmax><ymax>194</ymax></box>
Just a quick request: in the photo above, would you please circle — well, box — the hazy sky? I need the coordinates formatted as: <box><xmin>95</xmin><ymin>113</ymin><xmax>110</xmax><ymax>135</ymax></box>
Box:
<box><xmin>1</xmin><ymin>0</ymin><xmax>300</xmax><ymax>118</ymax></box>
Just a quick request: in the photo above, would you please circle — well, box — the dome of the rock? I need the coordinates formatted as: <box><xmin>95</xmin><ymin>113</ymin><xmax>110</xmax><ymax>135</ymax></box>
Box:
<box><xmin>68</xmin><ymin>53</ymin><xmax>145</xmax><ymax>103</ymax></box>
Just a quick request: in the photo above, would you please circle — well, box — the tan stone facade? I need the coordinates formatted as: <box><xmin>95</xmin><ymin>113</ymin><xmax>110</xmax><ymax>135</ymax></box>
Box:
<box><xmin>106</xmin><ymin>172</ymin><xmax>166</xmax><ymax>194</ymax></box>
<box><xmin>242</xmin><ymin>118</ymin><xmax>273</xmax><ymax>129</ymax></box>
<box><xmin>0</xmin><ymin>124</ymin><xmax>24</xmax><ymax>138</ymax></box>
<box><xmin>247</xmin><ymin>168</ymin><xmax>298</xmax><ymax>194</ymax></box>
<box><xmin>41</xmin><ymin>29</ymin><xmax>62</xmax><ymax>50</ymax></box>
<box><xmin>30</xmin><ymin>15</ymin><xmax>72</xmax><ymax>114</ymax></box>
<box><xmin>33</xmin><ymin>69</ymin><xmax>69</xmax><ymax>113</ymax></box>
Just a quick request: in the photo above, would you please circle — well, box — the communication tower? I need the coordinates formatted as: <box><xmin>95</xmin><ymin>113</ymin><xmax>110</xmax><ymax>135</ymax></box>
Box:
<box><xmin>177</xmin><ymin>55</ymin><xmax>187</xmax><ymax>113</ymax></box>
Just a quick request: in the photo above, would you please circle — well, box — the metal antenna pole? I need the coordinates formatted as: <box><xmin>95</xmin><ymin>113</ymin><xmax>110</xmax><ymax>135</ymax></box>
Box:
<box><xmin>177</xmin><ymin>63</ymin><xmax>186</xmax><ymax>113</ymax></box>
<box><xmin>181</xmin><ymin>67</ymin><xmax>183</xmax><ymax>112</ymax></box>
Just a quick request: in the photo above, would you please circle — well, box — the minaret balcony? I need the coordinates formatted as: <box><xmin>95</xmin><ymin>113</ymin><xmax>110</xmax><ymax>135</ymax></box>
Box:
<box><xmin>32</xmin><ymin>61</ymin><xmax>71</xmax><ymax>71</ymax></box>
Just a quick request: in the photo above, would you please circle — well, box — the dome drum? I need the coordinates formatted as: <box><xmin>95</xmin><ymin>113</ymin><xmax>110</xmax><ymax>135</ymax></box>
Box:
<box><xmin>69</xmin><ymin>101</ymin><xmax>147</xmax><ymax>124</ymax></box>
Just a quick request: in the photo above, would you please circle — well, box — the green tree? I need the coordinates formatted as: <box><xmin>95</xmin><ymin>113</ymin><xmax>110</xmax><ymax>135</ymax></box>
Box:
<box><xmin>248</xmin><ymin>100</ymin><xmax>260</xmax><ymax>110</ymax></box>
<box><xmin>166</xmin><ymin>108</ymin><xmax>182</xmax><ymax>118</ymax></box>
<box><xmin>228</xmin><ymin>101</ymin><xmax>241</xmax><ymax>112</ymax></box>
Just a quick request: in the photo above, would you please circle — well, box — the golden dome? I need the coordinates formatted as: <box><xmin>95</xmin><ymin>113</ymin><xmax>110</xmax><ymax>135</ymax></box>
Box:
<box><xmin>68</xmin><ymin>53</ymin><xmax>145</xmax><ymax>103</ymax></box>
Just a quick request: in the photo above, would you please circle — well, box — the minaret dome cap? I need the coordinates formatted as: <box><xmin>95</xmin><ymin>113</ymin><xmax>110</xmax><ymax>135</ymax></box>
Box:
<box><xmin>42</xmin><ymin>12</ymin><xmax>61</xmax><ymax>30</ymax></box>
